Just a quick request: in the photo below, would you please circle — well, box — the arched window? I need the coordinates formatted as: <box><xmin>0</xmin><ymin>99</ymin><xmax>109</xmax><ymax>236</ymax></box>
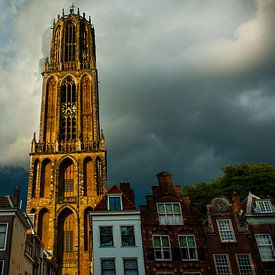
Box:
<box><xmin>83</xmin><ymin>157</ymin><xmax>93</xmax><ymax>196</ymax></box>
<box><xmin>40</xmin><ymin>159</ymin><xmax>51</xmax><ymax>198</ymax></box>
<box><xmin>65</xmin><ymin>22</ymin><xmax>76</xmax><ymax>62</ymax></box>
<box><xmin>38</xmin><ymin>208</ymin><xmax>50</xmax><ymax>249</ymax></box>
<box><xmin>95</xmin><ymin>157</ymin><xmax>103</xmax><ymax>196</ymax></box>
<box><xmin>80</xmin><ymin>26</ymin><xmax>89</xmax><ymax>67</ymax></box>
<box><xmin>57</xmin><ymin>208</ymin><xmax>75</xmax><ymax>265</ymax></box>
<box><xmin>60</xmin><ymin>77</ymin><xmax>77</xmax><ymax>141</ymax></box>
<box><xmin>54</xmin><ymin>27</ymin><xmax>61</xmax><ymax>64</ymax></box>
<box><xmin>32</xmin><ymin>159</ymin><xmax>39</xmax><ymax>198</ymax></box>
<box><xmin>84</xmin><ymin>207</ymin><xmax>93</xmax><ymax>251</ymax></box>
<box><xmin>59</xmin><ymin>158</ymin><xmax>76</xmax><ymax>197</ymax></box>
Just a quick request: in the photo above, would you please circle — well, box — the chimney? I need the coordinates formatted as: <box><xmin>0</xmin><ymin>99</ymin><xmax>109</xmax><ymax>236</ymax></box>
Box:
<box><xmin>232</xmin><ymin>192</ymin><xmax>241</xmax><ymax>213</ymax></box>
<box><xmin>120</xmin><ymin>181</ymin><xmax>135</xmax><ymax>205</ymax></box>
<box><xmin>13</xmin><ymin>186</ymin><xmax>20</xmax><ymax>207</ymax></box>
<box><xmin>157</xmin><ymin>171</ymin><xmax>173</xmax><ymax>190</ymax></box>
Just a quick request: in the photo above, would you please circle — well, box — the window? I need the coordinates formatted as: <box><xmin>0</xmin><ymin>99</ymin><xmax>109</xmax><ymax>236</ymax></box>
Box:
<box><xmin>121</xmin><ymin>226</ymin><xmax>135</xmax><ymax>246</ymax></box>
<box><xmin>124</xmin><ymin>259</ymin><xmax>138</xmax><ymax>275</ymax></box>
<box><xmin>64</xmin><ymin>179</ymin><xmax>74</xmax><ymax>192</ymax></box>
<box><xmin>100</xmin><ymin>227</ymin><xmax>113</xmax><ymax>247</ymax></box>
<box><xmin>101</xmin><ymin>259</ymin><xmax>115</xmax><ymax>275</ymax></box>
<box><xmin>0</xmin><ymin>261</ymin><xmax>4</xmax><ymax>275</ymax></box>
<box><xmin>64</xmin><ymin>231</ymin><xmax>73</xmax><ymax>252</ymax></box>
<box><xmin>108</xmin><ymin>196</ymin><xmax>122</xmax><ymax>211</ymax></box>
<box><xmin>255</xmin><ymin>234</ymin><xmax>275</xmax><ymax>261</ymax></box>
<box><xmin>0</xmin><ymin>224</ymin><xmax>8</xmax><ymax>250</ymax></box>
<box><xmin>236</xmin><ymin>254</ymin><xmax>254</xmax><ymax>275</ymax></box>
<box><xmin>183</xmin><ymin>273</ymin><xmax>201</xmax><ymax>275</ymax></box>
<box><xmin>217</xmin><ymin>219</ymin><xmax>235</xmax><ymax>242</ymax></box>
<box><xmin>264</xmin><ymin>271</ymin><xmax>275</xmax><ymax>275</ymax></box>
<box><xmin>258</xmin><ymin>201</ymin><xmax>273</xmax><ymax>213</ymax></box>
<box><xmin>214</xmin><ymin>254</ymin><xmax>232</xmax><ymax>275</ymax></box>
<box><xmin>157</xmin><ymin>202</ymin><xmax>183</xmax><ymax>225</ymax></box>
<box><xmin>153</xmin><ymin>235</ymin><xmax>171</xmax><ymax>260</ymax></box>
<box><xmin>178</xmin><ymin>235</ymin><xmax>198</xmax><ymax>260</ymax></box>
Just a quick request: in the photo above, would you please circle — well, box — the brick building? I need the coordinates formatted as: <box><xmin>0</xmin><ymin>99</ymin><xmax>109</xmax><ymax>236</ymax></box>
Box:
<box><xmin>140</xmin><ymin>172</ymin><xmax>208</xmax><ymax>275</ymax></box>
<box><xmin>241</xmin><ymin>193</ymin><xmax>275</xmax><ymax>274</ymax></box>
<box><xmin>203</xmin><ymin>194</ymin><xmax>259</xmax><ymax>275</ymax></box>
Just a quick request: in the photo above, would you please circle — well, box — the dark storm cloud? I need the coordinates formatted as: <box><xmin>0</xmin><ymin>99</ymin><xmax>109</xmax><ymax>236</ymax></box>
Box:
<box><xmin>1</xmin><ymin>0</ymin><xmax>275</xmax><ymax>204</ymax></box>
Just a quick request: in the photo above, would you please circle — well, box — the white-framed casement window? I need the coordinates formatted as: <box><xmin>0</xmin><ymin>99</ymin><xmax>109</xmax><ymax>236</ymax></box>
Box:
<box><xmin>257</xmin><ymin>201</ymin><xmax>273</xmax><ymax>213</ymax></box>
<box><xmin>216</xmin><ymin>219</ymin><xmax>235</xmax><ymax>243</ymax></box>
<box><xmin>0</xmin><ymin>260</ymin><xmax>4</xmax><ymax>275</ymax></box>
<box><xmin>101</xmin><ymin>258</ymin><xmax>116</xmax><ymax>275</ymax></box>
<box><xmin>107</xmin><ymin>195</ymin><xmax>122</xmax><ymax>211</ymax></box>
<box><xmin>0</xmin><ymin>223</ymin><xmax>8</xmax><ymax>251</ymax></box>
<box><xmin>123</xmin><ymin>258</ymin><xmax>138</xmax><ymax>275</ymax></box>
<box><xmin>214</xmin><ymin>254</ymin><xmax>232</xmax><ymax>275</ymax></box>
<box><xmin>236</xmin><ymin>254</ymin><xmax>255</xmax><ymax>275</ymax></box>
<box><xmin>157</xmin><ymin>202</ymin><xmax>183</xmax><ymax>225</ymax></box>
<box><xmin>255</xmin><ymin>234</ymin><xmax>275</xmax><ymax>261</ymax></box>
<box><xmin>178</xmin><ymin>235</ymin><xmax>198</xmax><ymax>260</ymax></box>
<box><xmin>183</xmin><ymin>272</ymin><xmax>201</xmax><ymax>275</ymax></box>
<box><xmin>153</xmin><ymin>235</ymin><xmax>171</xmax><ymax>260</ymax></box>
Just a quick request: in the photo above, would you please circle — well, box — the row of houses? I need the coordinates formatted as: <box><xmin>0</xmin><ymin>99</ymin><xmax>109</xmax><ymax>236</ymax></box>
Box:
<box><xmin>0</xmin><ymin>171</ymin><xmax>275</xmax><ymax>274</ymax></box>
<box><xmin>90</xmin><ymin>172</ymin><xmax>275</xmax><ymax>275</ymax></box>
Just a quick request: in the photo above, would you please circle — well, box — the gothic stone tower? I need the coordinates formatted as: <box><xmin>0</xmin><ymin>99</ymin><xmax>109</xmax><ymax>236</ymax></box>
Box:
<box><xmin>26</xmin><ymin>7</ymin><xmax>107</xmax><ymax>275</ymax></box>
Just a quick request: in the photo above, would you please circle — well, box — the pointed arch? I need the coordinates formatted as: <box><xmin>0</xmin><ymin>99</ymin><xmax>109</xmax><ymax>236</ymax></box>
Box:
<box><xmin>57</xmin><ymin>207</ymin><xmax>76</xmax><ymax>265</ymax></box>
<box><xmin>31</xmin><ymin>159</ymin><xmax>39</xmax><ymax>198</ymax></box>
<box><xmin>44</xmin><ymin>77</ymin><xmax>57</xmax><ymax>143</ymax></box>
<box><xmin>58</xmin><ymin>158</ymin><xmax>76</xmax><ymax>197</ymax></box>
<box><xmin>84</xmin><ymin>207</ymin><xmax>93</xmax><ymax>251</ymax></box>
<box><xmin>83</xmin><ymin>157</ymin><xmax>93</xmax><ymax>196</ymax></box>
<box><xmin>95</xmin><ymin>157</ymin><xmax>103</xmax><ymax>196</ymax></box>
<box><xmin>40</xmin><ymin>158</ymin><xmax>51</xmax><ymax>197</ymax></box>
<box><xmin>54</xmin><ymin>26</ymin><xmax>61</xmax><ymax>65</ymax></box>
<box><xmin>60</xmin><ymin>76</ymin><xmax>77</xmax><ymax>141</ymax></box>
<box><xmin>37</xmin><ymin>208</ymin><xmax>50</xmax><ymax>249</ymax></box>
<box><xmin>65</xmin><ymin>21</ymin><xmax>76</xmax><ymax>62</ymax></box>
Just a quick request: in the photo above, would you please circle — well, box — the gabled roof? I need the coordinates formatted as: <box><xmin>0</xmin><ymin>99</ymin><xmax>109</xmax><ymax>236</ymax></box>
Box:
<box><xmin>0</xmin><ymin>196</ymin><xmax>14</xmax><ymax>208</ymax></box>
<box><xmin>95</xmin><ymin>184</ymin><xmax>135</xmax><ymax>211</ymax></box>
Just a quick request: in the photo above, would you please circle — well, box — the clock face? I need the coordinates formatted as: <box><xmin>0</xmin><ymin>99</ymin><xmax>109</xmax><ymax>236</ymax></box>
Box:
<box><xmin>61</xmin><ymin>102</ymin><xmax>76</xmax><ymax>117</ymax></box>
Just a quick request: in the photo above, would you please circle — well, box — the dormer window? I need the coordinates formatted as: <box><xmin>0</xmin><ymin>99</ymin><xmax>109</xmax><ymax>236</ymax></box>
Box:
<box><xmin>108</xmin><ymin>195</ymin><xmax>122</xmax><ymax>211</ymax></box>
<box><xmin>157</xmin><ymin>202</ymin><xmax>183</xmax><ymax>225</ymax></box>
<box><xmin>258</xmin><ymin>200</ymin><xmax>273</xmax><ymax>213</ymax></box>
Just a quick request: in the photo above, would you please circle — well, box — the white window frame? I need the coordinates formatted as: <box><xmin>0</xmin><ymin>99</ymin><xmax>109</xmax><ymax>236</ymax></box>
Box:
<box><xmin>236</xmin><ymin>254</ymin><xmax>255</xmax><ymax>275</ymax></box>
<box><xmin>153</xmin><ymin>235</ymin><xmax>172</xmax><ymax>261</ymax></box>
<box><xmin>157</xmin><ymin>202</ymin><xmax>183</xmax><ymax>225</ymax></box>
<box><xmin>257</xmin><ymin>201</ymin><xmax>273</xmax><ymax>213</ymax></box>
<box><xmin>0</xmin><ymin>260</ymin><xmax>4</xmax><ymax>275</ymax></box>
<box><xmin>235</xmin><ymin>253</ymin><xmax>255</xmax><ymax>275</ymax></box>
<box><xmin>216</xmin><ymin>219</ymin><xmax>236</xmax><ymax>243</ymax></box>
<box><xmin>255</xmin><ymin>234</ymin><xmax>275</xmax><ymax>261</ymax></box>
<box><xmin>213</xmin><ymin>254</ymin><xmax>232</xmax><ymax>275</ymax></box>
<box><xmin>101</xmin><ymin>258</ymin><xmax>116</xmax><ymax>275</ymax></box>
<box><xmin>178</xmin><ymin>235</ymin><xmax>198</xmax><ymax>261</ymax></box>
<box><xmin>0</xmin><ymin>223</ymin><xmax>8</xmax><ymax>251</ymax></box>
<box><xmin>107</xmin><ymin>195</ymin><xmax>123</xmax><ymax>211</ymax></box>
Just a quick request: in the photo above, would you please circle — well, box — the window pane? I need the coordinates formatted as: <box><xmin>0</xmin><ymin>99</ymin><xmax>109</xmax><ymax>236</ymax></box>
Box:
<box><xmin>109</xmin><ymin>197</ymin><xmax>121</xmax><ymax>211</ymax></box>
<box><xmin>100</xmin><ymin>227</ymin><xmax>113</xmax><ymax>247</ymax></box>
<box><xmin>0</xmin><ymin>224</ymin><xmax>7</xmax><ymax>249</ymax></box>
<box><xmin>158</xmin><ymin>204</ymin><xmax>165</xmax><ymax>213</ymax></box>
<box><xmin>102</xmin><ymin>259</ymin><xmax>115</xmax><ymax>275</ymax></box>
<box><xmin>162</xmin><ymin>236</ymin><xmax>169</xmax><ymax>247</ymax></box>
<box><xmin>124</xmin><ymin>259</ymin><xmax>138</xmax><ymax>275</ymax></box>
<box><xmin>165</xmin><ymin>204</ymin><xmax>173</xmax><ymax>213</ymax></box>
<box><xmin>173</xmin><ymin>203</ymin><xmax>181</xmax><ymax>214</ymax></box>
<box><xmin>153</xmin><ymin>236</ymin><xmax>161</xmax><ymax>247</ymax></box>
<box><xmin>179</xmin><ymin>236</ymin><xmax>187</xmax><ymax>247</ymax></box>
<box><xmin>187</xmin><ymin>236</ymin><xmax>195</xmax><ymax>247</ymax></box>
<box><xmin>121</xmin><ymin>226</ymin><xmax>135</xmax><ymax>246</ymax></box>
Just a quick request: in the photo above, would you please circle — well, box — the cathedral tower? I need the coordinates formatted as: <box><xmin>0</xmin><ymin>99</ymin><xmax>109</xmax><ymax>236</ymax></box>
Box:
<box><xmin>27</xmin><ymin>7</ymin><xmax>106</xmax><ymax>274</ymax></box>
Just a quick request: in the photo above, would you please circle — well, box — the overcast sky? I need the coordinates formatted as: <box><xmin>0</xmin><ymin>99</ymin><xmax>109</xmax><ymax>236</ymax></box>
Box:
<box><xmin>1</xmin><ymin>0</ymin><xmax>275</xmax><ymax>203</ymax></box>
